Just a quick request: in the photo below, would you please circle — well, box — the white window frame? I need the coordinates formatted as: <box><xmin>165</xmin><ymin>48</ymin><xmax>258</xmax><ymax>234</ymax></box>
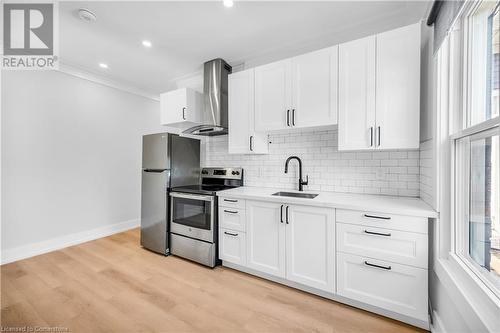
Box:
<box><xmin>447</xmin><ymin>0</ymin><xmax>500</xmax><ymax>300</ymax></box>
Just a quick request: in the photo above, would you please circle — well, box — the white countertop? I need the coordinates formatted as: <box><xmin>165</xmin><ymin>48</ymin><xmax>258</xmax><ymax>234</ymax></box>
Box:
<box><xmin>218</xmin><ymin>187</ymin><xmax>438</xmax><ymax>218</ymax></box>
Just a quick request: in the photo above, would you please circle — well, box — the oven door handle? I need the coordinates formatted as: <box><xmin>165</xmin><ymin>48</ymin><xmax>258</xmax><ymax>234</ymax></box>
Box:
<box><xmin>169</xmin><ymin>192</ymin><xmax>214</xmax><ymax>202</ymax></box>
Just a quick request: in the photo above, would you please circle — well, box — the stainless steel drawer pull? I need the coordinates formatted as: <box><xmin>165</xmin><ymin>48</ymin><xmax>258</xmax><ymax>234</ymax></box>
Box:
<box><xmin>224</xmin><ymin>210</ymin><xmax>238</xmax><ymax>214</ymax></box>
<box><xmin>224</xmin><ymin>231</ymin><xmax>238</xmax><ymax>236</ymax></box>
<box><xmin>364</xmin><ymin>261</ymin><xmax>391</xmax><ymax>270</ymax></box>
<box><xmin>364</xmin><ymin>230</ymin><xmax>391</xmax><ymax>237</ymax></box>
<box><xmin>363</xmin><ymin>214</ymin><xmax>391</xmax><ymax>220</ymax></box>
<box><xmin>223</xmin><ymin>199</ymin><xmax>238</xmax><ymax>203</ymax></box>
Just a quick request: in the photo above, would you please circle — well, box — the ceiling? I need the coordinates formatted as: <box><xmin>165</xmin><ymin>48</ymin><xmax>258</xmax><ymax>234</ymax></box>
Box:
<box><xmin>59</xmin><ymin>1</ymin><xmax>432</xmax><ymax>96</ymax></box>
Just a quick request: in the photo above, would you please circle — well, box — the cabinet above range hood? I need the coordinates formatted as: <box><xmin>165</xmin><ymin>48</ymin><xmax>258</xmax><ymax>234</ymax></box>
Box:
<box><xmin>183</xmin><ymin>59</ymin><xmax>232</xmax><ymax>136</ymax></box>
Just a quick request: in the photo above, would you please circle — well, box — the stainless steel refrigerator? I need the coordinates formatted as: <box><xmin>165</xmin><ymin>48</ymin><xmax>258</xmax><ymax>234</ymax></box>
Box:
<box><xmin>140</xmin><ymin>133</ymin><xmax>200</xmax><ymax>254</ymax></box>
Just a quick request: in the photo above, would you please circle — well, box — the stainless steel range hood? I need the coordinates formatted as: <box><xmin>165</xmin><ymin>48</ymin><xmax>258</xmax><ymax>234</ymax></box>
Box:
<box><xmin>183</xmin><ymin>59</ymin><xmax>232</xmax><ymax>136</ymax></box>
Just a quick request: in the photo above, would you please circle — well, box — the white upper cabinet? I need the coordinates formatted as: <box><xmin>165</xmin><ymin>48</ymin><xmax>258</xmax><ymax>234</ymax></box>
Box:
<box><xmin>338</xmin><ymin>36</ymin><xmax>376</xmax><ymax>150</ymax></box>
<box><xmin>254</xmin><ymin>59</ymin><xmax>292</xmax><ymax>132</ymax></box>
<box><xmin>338</xmin><ymin>22</ymin><xmax>421</xmax><ymax>151</ymax></box>
<box><xmin>376</xmin><ymin>23</ymin><xmax>420</xmax><ymax>150</ymax></box>
<box><xmin>228</xmin><ymin>69</ymin><xmax>269</xmax><ymax>154</ymax></box>
<box><xmin>254</xmin><ymin>48</ymin><xmax>339</xmax><ymax>132</ymax></box>
<box><xmin>160</xmin><ymin>88</ymin><xmax>203</xmax><ymax>126</ymax></box>
<box><xmin>291</xmin><ymin>46</ymin><xmax>338</xmax><ymax>128</ymax></box>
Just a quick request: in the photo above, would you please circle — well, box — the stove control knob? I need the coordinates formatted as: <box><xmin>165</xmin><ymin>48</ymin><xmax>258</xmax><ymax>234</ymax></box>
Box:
<box><xmin>202</xmin><ymin>170</ymin><xmax>208</xmax><ymax>175</ymax></box>
<box><xmin>232</xmin><ymin>171</ymin><xmax>240</xmax><ymax>175</ymax></box>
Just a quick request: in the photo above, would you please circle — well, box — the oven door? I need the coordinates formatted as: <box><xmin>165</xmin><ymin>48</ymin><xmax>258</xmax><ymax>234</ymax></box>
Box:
<box><xmin>170</xmin><ymin>192</ymin><xmax>215</xmax><ymax>243</ymax></box>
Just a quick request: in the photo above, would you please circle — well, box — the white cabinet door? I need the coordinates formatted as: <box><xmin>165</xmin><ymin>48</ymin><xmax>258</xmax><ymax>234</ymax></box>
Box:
<box><xmin>376</xmin><ymin>23</ymin><xmax>420</xmax><ymax>150</ymax></box>
<box><xmin>254</xmin><ymin>60</ymin><xmax>292</xmax><ymax>132</ymax></box>
<box><xmin>338</xmin><ymin>36</ymin><xmax>376</xmax><ymax>150</ymax></box>
<box><xmin>286</xmin><ymin>205</ymin><xmax>335</xmax><ymax>292</ymax></box>
<box><xmin>292</xmin><ymin>46</ymin><xmax>338</xmax><ymax>128</ymax></box>
<box><xmin>228</xmin><ymin>69</ymin><xmax>268</xmax><ymax>154</ymax></box>
<box><xmin>246</xmin><ymin>201</ymin><xmax>285</xmax><ymax>278</ymax></box>
<box><xmin>337</xmin><ymin>252</ymin><xmax>428</xmax><ymax>322</ymax></box>
<box><xmin>219</xmin><ymin>229</ymin><xmax>246</xmax><ymax>266</ymax></box>
<box><xmin>160</xmin><ymin>88</ymin><xmax>203</xmax><ymax>125</ymax></box>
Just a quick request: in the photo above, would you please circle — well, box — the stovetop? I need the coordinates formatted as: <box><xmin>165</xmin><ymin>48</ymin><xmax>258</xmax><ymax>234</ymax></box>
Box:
<box><xmin>170</xmin><ymin>167</ymin><xmax>244</xmax><ymax>196</ymax></box>
<box><xmin>170</xmin><ymin>184</ymin><xmax>237</xmax><ymax>196</ymax></box>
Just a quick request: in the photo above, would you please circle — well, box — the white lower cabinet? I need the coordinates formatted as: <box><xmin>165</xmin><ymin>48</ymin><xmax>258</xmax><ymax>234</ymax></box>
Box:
<box><xmin>219</xmin><ymin>207</ymin><xmax>246</xmax><ymax>232</ymax></box>
<box><xmin>246</xmin><ymin>201</ymin><xmax>286</xmax><ymax>278</ymax></box>
<box><xmin>245</xmin><ymin>200</ymin><xmax>334</xmax><ymax>291</ymax></box>
<box><xmin>222</xmin><ymin>198</ymin><xmax>430</xmax><ymax>328</ymax></box>
<box><xmin>336</xmin><ymin>222</ymin><xmax>428</xmax><ymax>269</ymax></box>
<box><xmin>336</xmin><ymin>252</ymin><xmax>428</xmax><ymax>322</ymax></box>
<box><xmin>286</xmin><ymin>205</ymin><xmax>335</xmax><ymax>292</ymax></box>
<box><xmin>219</xmin><ymin>229</ymin><xmax>246</xmax><ymax>266</ymax></box>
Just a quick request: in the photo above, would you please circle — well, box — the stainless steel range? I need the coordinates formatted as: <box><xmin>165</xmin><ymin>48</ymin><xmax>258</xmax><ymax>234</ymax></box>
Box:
<box><xmin>169</xmin><ymin>167</ymin><xmax>243</xmax><ymax>267</ymax></box>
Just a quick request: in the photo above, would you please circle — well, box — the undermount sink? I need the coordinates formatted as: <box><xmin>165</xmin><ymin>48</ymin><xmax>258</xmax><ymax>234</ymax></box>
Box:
<box><xmin>272</xmin><ymin>191</ymin><xmax>318</xmax><ymax>199</ymax></box>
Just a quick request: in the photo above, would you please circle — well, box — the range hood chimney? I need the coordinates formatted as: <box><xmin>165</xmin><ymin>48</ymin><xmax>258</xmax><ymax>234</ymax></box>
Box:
<box><xmin>183</xmin><ymin>58</ymin><xmax>232</xmax><ymax>136</ymax></box>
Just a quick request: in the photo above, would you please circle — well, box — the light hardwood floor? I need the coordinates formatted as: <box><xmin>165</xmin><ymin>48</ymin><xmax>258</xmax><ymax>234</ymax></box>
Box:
<box><xmin>1</xmin><ymin>228</ymin><xmax>426</xmax><ymax>332</ymax></box>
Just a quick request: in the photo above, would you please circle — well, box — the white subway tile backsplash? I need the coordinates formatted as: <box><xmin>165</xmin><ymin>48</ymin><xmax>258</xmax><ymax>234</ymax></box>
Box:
<box><xmin>203</xmin><ymin>129</ymin><xmax>420</xmax><ymax>197</ymax></box>
<box><xmin>419</xmin><ymin>139</ymin><xmax>435</xmax><ymax>207</ymax></box>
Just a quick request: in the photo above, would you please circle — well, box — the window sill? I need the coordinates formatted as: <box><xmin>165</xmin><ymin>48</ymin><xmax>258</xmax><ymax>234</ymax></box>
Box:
<box><xmin>434</xmin><ymin>254</ymin><xmax>500</xmax><ymax>332</ymax></box>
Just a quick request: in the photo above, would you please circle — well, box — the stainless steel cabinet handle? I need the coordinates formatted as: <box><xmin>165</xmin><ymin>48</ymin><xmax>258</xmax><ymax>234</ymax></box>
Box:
<box><xmin>364</xmin><ymin>230</ymin><xmax>391</xmax><ymax>237</ymax></box>
<box><xmin>286</xmin><ymin>110</ymin><xmax>291</xmax><ymax>126</ymax></box>
<box><xmin>292</xmin><ymin>109</ymin><xmax>296</xmax><ymax>126</ymax></box>
<box><xmin>370</xmin><ymin>127</ymin><xmax>374</xmax><ymax>147</ymax></box>
<box><xmin>364</xmin><ymin>261</ymin><xmax>391</xmax><ymax>270</ymax></box>
<box><xmin>377</xmin><ymin>126</ymin><xmax>381</xmax><ymax>147</ymax></box>
<box><xmin>224</xmin><ymin>231</ymin><xmax>239</xmax><ymax>237</ymax></box>
<box><xmin>223</xmin><ymin>199</ymin><xmax>238</xmax><ymax>203</ymax></box>
<box><xmin>280</xmin><ymin>205</ymin><xmax>284</xmax><ymax>223</ymax></box>
<box><xmin>363</xmin><ymin>214</ymin><xmax>391</xmax><ymax>220</ymax></box>
<box><xmin>224</xmin><ymin>210</ymin><xmax>238</xmax><ymax>214</ymax></box>
<box><xmin>285</xmin><ymin>206</ymin><xmax>289</xmax><ymax>224</ymax></box>
<box><xmin>249</xmin><ymin>136</ymin><xmax>254</xmax><ymax>152</ymax></box>
<box><xmin>182</xmin><ymin>107</ymin><xmax>186</xmax><ymax>120</ymax></box>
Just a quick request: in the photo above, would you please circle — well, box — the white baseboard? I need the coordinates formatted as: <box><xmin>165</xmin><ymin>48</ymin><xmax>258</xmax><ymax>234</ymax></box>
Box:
<box><xmin>0</xmin><ymin>219</ymin><xmax>140</xmax><ymax>265</ymax></box>
<box><xmin>430</xmin><ymin>310</ymin><xmax>447</xmax><ymax>333</ymax></box>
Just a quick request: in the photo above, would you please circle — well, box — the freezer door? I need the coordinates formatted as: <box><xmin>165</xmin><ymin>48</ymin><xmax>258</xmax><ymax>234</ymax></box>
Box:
<box><xmin>140</xmin><ymin>169</ymin><xmax>170</xmax><ymax>254</ymax></box>
<box><xmin>170</xmin><ymin>135</ymin><xmax>200</xmax><ymax>188</ymax></box>
<box><xmin>142</xmin><ymin>133</ymin><xmax>169</xmax><ymax>169</ymax></box>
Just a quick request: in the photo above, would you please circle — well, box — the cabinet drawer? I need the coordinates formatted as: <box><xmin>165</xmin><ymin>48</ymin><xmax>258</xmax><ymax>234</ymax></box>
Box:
<box><xmin>336</xmin><ymin>209</ymin><xmax>427</xmax><ymax>234</ymax></box>
<box><xmin>219</xmin><ymin>197</ymin><xmax>246</xmax><ymax>209</ymax></box>
<box><xmin>219</xmin><ymin>229</ymin><xmax>246</xmax><ymax>266</ymax></box>
<box><xmin>337</xmin><ymin>223</ymin><xmax>427</xmax><ymax>268</ymax></box>
<box><xmin>219</xmin><ymin>207</ymin><xmax>246</xmax><ymax>232</ymax></box>
<box><xmin>337</xmin><ymin>252</ymin><xmax>428</xmax><ymax>321</ymax></box>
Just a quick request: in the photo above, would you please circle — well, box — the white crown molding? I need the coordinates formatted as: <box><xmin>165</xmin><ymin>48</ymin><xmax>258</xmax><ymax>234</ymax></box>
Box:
<box><xmin>0</xmin><ymin>218</ymin><xmax>140</xmax><ymax>265</ymax></box>
<box><xmin>57</xmin><ymin>62</ymin><xmax>160</xmax><ymax>101</ymax></box>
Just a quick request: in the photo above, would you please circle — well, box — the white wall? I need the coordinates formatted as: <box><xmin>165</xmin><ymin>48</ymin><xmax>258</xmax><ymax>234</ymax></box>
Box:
<box><xmin>1</xmin><ymin>70</ymin><xmax>162</xmax><ymax>262</ymax></box>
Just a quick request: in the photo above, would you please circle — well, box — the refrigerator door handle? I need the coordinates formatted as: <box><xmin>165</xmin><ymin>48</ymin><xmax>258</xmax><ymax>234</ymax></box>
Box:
<box><xmin>143</xmin><ymin>169</ymin><xmax>168</xmax><ymax>173</ymax></box>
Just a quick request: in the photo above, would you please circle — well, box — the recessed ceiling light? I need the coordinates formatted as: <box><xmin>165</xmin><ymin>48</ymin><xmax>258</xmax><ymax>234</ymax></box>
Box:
<box><xmin>77</xmin><ymin>8</ymin><xmax>97</xmax><ymax>22</ymax></box>
<box><xmin>223</xmin><ymin>0</ymin><xmax>233</xmax><ymax>8</ymax></box>
<box><xmin>142</xmin><ymin>40</ymin><xmax>152</xmax><ymax>48</ymax></box>
<box><xmin>99</xmin><ymin>63</ymin><xmax>108</xmax><ymax>69</ymax></box>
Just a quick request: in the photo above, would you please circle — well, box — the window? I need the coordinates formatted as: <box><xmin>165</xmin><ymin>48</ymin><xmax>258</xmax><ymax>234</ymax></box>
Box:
<box><xmin>455</xmin><ymin>130</ymin><xmax>500</xmax><ymax>292</ymax></box>
<box><xmin>468</xmin><ymin>1</ymin><xmax>499</xmax><ymax>126</ymax></box>
<box><xmin>453</xmin><ymin>0</ymin><xmax>500</xmax><ymax>297</ymax></box>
